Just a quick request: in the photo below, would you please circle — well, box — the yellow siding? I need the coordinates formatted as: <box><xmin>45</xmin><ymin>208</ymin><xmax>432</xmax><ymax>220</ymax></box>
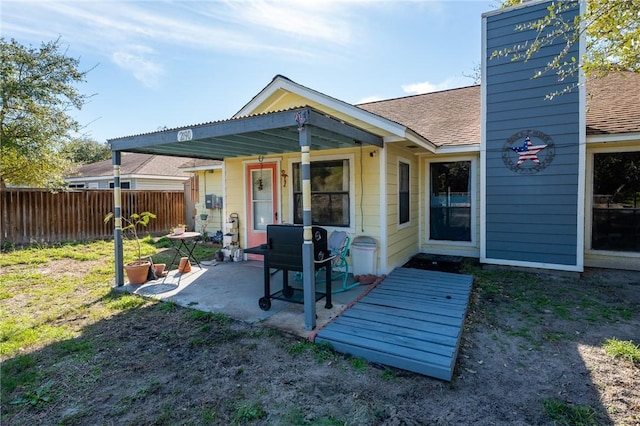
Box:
<box><xmin>385</xmin><ymin>144</ymin><xmax>421</xmax><ymax>270</ymax></box>
<box><xmin>194</xmin><ymin>170</ymin><xmax>224</xmax><ymax>234</ymax></box>
<box><xmin>215</xmin><ymin>148</ymin><xmax>385</xmax><ymax>263</ymax></box>
<box><xmin>223</xmin><ymin>158</ymin><xmax>246</xmax><ymax>244</ymax></box>
<box><xmin>248</xmin><ymin>91</ymin><xmax>396</xmax><ymax>139</ymax></box>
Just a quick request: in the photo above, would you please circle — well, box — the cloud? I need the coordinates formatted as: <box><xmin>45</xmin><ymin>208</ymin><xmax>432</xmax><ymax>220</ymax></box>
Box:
<box><xmin>219</xmin><ymin>0</ymin><xmax>353</xmax><ymax>45</ymax></box>
<box><xmin>111</xmin><ymin>46</ymin><xmax>163</xmax><ymax>88</ymax></box>
<box><xmin>401</xmin><ymin>76</ymin><xmax>470</xmax><ymax>95</ymax></box>
<box><xmin>355</xmin><ymin>95</ymin><xmax>385</xmax><ymax>104</ymax></box>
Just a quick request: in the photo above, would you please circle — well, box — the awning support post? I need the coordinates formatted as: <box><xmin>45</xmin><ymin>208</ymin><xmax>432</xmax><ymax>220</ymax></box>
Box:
<box><xmin>112</xmin><ymin>151</ymin><xmax>124</xmax><ymax>286</ymax></box>
<box><xmin>297</xmin><ymin>110</ymin><xmax>316</xmax><ymax>330</ymax></box>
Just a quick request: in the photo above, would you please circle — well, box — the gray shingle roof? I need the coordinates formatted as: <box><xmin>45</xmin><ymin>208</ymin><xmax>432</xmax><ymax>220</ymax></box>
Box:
<box><xmin>71</xmin><ymin>153</ymin><xmax>192</xmax><ymax>178</ymax></box>
<box><xmin>586</xmin><ymin>71</ymin><xmax>640</xmax><ymax>135</ymax></box>
<box><xmin>358</xmin><ymin>71</ymin><xmax>640</xmax><ymax>147</ymax></box>
<box><xmin>358</xmin><ymin>85</ymin><xmax>481</xmax><ymax>147</ymax></box>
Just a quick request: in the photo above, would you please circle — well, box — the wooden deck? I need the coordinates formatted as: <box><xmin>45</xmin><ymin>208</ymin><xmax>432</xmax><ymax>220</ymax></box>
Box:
<box><xmin>314</xmin><ymin>268</ymin><xmax>473</xmax><ymax>381</ymax></box>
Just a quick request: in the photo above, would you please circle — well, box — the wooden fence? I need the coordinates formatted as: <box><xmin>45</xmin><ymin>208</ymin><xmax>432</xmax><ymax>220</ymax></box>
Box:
<box><xmin>0</xmin><ymin>189</ymin><xmax>185</xmax><ymax>247</ymax></box>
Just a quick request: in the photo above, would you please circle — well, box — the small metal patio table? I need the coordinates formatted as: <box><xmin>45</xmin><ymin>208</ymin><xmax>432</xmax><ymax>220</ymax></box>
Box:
<box><xmin>164</xmin><ymin>232</ymin><xmax>202</xmax><ymax>282</ymax></box>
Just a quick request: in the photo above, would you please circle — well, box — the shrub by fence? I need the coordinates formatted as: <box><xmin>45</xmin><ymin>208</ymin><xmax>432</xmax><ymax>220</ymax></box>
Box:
<box><xmin>1</xmin><ymin>189</ymin><xmax>185</xmax><ymax>247</ymax></box>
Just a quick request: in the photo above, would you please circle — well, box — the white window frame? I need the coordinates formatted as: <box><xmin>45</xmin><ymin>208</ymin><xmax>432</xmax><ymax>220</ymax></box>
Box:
<box><xmin>397</xmin><ymin>157</ymin><xmax>411</xmax><ymax>229</ymax></box>
<box><xmin>288</xmin><ymin>153</ymin><xmax>355</xmax><ymax>234</ymax></box>
<box><xmin>425</xmin><ymin>156</ymin><xmax>477</xmax><ymax>247</ymax></box>
<box><xmin>585</xmin><ymin>144</ymin><xmax>640</xmax><ymax>255</ymax></box>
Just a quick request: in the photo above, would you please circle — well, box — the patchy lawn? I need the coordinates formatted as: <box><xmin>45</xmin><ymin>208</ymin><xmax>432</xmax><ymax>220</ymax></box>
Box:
<box><xmin>1</xmin><ymin>241</ymin><xmax>639</xmax><ymax>425</ymax></box>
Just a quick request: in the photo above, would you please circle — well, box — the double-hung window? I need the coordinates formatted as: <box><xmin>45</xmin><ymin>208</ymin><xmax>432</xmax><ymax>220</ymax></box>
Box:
<box><xmin>292</xmin><ymin>159</ymin><xmax>350</xmax><ymax>227</ymax></box>
<box><xmin>399</xmin><ymin>161</ymin><xmax>410</xmax><ymax>225</ymax></box>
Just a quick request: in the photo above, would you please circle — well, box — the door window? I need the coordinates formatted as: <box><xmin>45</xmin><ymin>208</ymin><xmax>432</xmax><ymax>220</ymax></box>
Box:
<box><xmin>430</xmin><ymin>161</ymin><xmax>471</xmax><ymax>241</ymax></box>
<box><xmin>592</xmin><ymin>151</ymin><xmax>640</xmax><ymax>252</ymax></box>
<box><xmin>251</xmin><ymin>168</ymin><xmax>273</xmax><ymax>231</ymax></box>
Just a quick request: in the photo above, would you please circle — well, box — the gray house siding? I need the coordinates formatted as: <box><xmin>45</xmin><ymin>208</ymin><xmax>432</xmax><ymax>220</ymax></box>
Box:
<box><xmin>483</xmin><ymin>1</ymin><xmax>583</xmax><ymax>268</ymax></box>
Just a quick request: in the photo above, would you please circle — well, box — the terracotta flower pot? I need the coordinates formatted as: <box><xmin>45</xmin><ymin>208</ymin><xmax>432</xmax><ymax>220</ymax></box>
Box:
<box><xmin>153</xmin><ymin>263</ymin><xmax>166</xmax><ymax>277</ymax></box>
<box><xmin>124</xmin><ymin>261</ymin><xmax>151</xmax><ymax>285</ymax></box>
<box><xmin>178</xmin><ymin>257</ymin><xmax>192</xmax><ymax>273</ymax></box>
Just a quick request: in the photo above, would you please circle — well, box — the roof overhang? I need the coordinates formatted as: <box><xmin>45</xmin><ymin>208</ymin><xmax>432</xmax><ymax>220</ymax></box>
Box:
<box><xmin>108</xmin><ymin>106</ymin><xmax>383</xmax><ymax>159</ymax></box>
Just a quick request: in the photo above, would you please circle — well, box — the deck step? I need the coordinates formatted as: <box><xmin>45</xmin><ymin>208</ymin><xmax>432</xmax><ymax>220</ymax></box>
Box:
<box><xmin>314</xmin><ymin>268</ymin><xmax>473</xmax><ymax>381</ymax></box>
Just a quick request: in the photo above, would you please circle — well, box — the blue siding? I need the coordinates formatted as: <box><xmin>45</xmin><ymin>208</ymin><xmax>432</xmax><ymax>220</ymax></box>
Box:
<box><xmin>483</xmin><ymin>1</ymin><xmax>581</xmax><ymax>267</ymax></box>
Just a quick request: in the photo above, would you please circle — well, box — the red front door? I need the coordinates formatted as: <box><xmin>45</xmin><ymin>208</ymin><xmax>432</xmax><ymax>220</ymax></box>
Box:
<box><xmin>246</xmin><ymin>162</ymin><xmax>278</xmax><ymax>255</ymax></box>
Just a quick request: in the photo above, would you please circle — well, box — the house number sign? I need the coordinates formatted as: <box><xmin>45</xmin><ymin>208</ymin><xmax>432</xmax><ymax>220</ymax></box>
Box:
<box><xmin>177</xmin><ymin>129</ymin><xmax>193</xmax><ymax>142</ymax></box>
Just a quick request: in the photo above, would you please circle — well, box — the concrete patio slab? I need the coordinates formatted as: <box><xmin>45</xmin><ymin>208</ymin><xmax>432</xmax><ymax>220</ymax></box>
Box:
<box><xmin>115</xmin><ymin>260</ymin><xmax>370</xmax><ymax>338</ymax></box>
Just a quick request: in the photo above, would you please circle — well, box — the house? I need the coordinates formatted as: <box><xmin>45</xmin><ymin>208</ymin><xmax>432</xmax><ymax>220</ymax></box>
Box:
<box><xmin>66</xmin><ymin>153</ymin><xmax>193</xmax><ymax>191</ymax></box>
<box><xmin>107</xmin><ymin>1</ymin><xmax>639</xmax><ymax>309</ymax></box>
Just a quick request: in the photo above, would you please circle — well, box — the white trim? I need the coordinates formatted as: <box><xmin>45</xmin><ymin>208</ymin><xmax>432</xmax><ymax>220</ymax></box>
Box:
<box><xmin>436</xmin><ymin>144</ymin><xmax>481</xmax><ymax>155</ymax></box>
<box><xmin>480</xmin><ymin>14</ymin><xmax>488</xmax><ymax>263</ymax></box>
<box><xmin>242</xmin><ymin>158</ymin><xmax>281</xmax><ymax>246</ymax></box>
<box><xmin>379</xmin><ymin>147</ymin><xmax>388</xmax><ymax>274</ymax></box>
<box><xmin>180</xmin><ymin>164</ymin><xmax>224</xmax><ymax>173</ymax></box>
<box><xmin>397</xmin><ymin>157</ymin><xmax>412</xmax><ymax>230</ymax></box>
<box><xmin>287</xmin><ymin>153</ymin><xmax>356</xmax><ymax>235</ymax></box>
<box><xmin>66</xmin><ymin>174</ymin><xmax>189</xmax><ymax>183</ymax></box>
<box><xmin>576</xmin><ymin>2</ymin><xmax>587</xmax><ymax>272</ymax></box>
<box><xmin>424</xmin><ymin>156</ymin><xmax>477</xmax><ymax>249</ymax></box>
<box><xmin>482</xmin><ymin>0</ymin><xmax>550</xmax><ymax>18</ymax></box>
<box><xmin>585</xmin><ymin>144</ymin><xmax>640</xmax><ymax>255</ymax></box>
<box><xmin>587</xmin><ymin>133</ymin><xmax>640</xmax><ymax>144</ymax></box>
<box><xmin>235</xmin><ymin>75</ymin><xmax>435</xmax><ymax>150</ymax></box>
<box><xmin>481</xmin><ymin>257</ymin><xmax>584</xmax><ymax>272</ymax></box>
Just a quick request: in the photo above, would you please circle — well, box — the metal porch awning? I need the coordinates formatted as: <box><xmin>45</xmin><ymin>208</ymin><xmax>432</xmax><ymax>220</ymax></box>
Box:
<box><xmin>109</xmin><ymin>106</ymin><xmax>383</xmax><ymax>331</ymax></box>
<box><xmin>108</xmin><ymin>106</ymin><xmax>383</xmax><ymax>159</ymax></box>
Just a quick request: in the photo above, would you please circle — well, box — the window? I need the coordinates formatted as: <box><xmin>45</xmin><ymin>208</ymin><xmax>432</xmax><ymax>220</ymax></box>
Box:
<box><xmin>592</xmin><ymin>151</ymin><xmax>640</xmax><ymax>252</ymax></box>
<box><xmin>109</xmin><ymin>181</ymin><xmax>130</xmax><ymax>189</ymax></box>
<box><xmin>399</xmin><ymin>161</ymin><xmax>410</xmax><ymax>224</ymax></box>
<box><xmin>430</xmin><ymin>161</ymin><xmax>471</xmax><ymax>241</ymax></box>
<box><xmin>67</xmin><ymin>183</ymin><xmax>85</xmax><ymax>189</ymax></box>
<box><xmin>190</xmin><ymin>175</ymin><xmax>199</xmax><ymax>202</ymax></box>
<box><xmin>292</xmin><ymin>159</ymin><xmax>350</xmax><ymax>227</ymax></box>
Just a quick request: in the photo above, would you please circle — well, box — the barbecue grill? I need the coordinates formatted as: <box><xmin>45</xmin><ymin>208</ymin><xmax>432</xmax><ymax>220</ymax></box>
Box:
<box><xmin>246</xmin><ymin>224</ymin><xmax>333</xmax><ymax>311</ymax></box>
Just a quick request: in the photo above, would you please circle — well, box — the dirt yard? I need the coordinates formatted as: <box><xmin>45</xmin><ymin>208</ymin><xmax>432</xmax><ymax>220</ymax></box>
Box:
<box><xmin>2</xmin><ymin>262</ymin><xmax>639</xmax><ymax>425</ymax></box>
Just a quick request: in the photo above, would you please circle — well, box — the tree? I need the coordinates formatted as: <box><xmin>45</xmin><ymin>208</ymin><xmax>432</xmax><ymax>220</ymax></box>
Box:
<box><xmin>63</xmin><ymin>137</ymin><xmax>111</xmax><ymax>165</ymax></box>
<box><xmin>0</xmin><ymin>38</ymin><xmax>91</xmax><ymax>188</ymax></box>
<box><xmin>497</xmin><ymin>0</ymin><xmax>639</xmax><ymax>92</ymax></box>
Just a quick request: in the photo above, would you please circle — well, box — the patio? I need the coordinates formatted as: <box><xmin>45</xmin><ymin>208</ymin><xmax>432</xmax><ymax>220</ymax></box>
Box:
<box><xmin>115</xmin><ymin>260</ymin><xmax>371</xmax><ymax>338</ymax></box>
<box><xmin>115</xmin><ymin>259</ymin><xmax>473</xmax><ymax>381</ymax></box>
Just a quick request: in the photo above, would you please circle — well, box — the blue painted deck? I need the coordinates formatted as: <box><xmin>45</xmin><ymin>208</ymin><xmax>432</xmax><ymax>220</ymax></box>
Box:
<box><xmin>314</xmin><ymin>268</ymin><xmax>473</xmax><ymax>381</ymax></box>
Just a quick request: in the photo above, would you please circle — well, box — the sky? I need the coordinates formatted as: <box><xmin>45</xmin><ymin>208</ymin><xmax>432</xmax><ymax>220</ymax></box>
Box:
<box><xmin>2</xmin><ymin>0</ymin><xmax>500</xmax><ymax>144</ymax></box>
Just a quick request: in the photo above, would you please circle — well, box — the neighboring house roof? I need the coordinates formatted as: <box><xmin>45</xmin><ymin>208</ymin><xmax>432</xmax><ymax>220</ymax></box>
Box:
<box><xmin>67</xmin><ymin>153</ymin><xmax>192</xmax><ymax>179</ymax></box>
<box><xmin>585</xmin><ymin>71</ymin><xmax>640</xmax><ymax>135</ymax></box>
<box><xmin>358</xmin><ymin>85</ymin><xmax>481</xmax><ymax>147</ymax></box>
<box><xmin>358</xmin><ymin>71</ymin><xmax>640</xmax><ymax>147</ymax></box>
<box><xmin>179</xmin><ymin>159</ymin><xmax>224</xmax><ymax>171</ymax></box>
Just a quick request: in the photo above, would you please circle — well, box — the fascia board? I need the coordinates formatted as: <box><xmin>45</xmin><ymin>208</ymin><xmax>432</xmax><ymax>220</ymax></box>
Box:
<box><xmin>587</xmin><ymin>132</ymin><xmax>640</xmax><ymax>143</ymax></box>
<box><xmin>236</xmin><ymin>76</ymin><xmax>412</xmax><ymax>140</ymax></box>
<box><xmin>180</xmin><ymin>165</ymin><xmax>224</xmax><ymax>172</ymax></box>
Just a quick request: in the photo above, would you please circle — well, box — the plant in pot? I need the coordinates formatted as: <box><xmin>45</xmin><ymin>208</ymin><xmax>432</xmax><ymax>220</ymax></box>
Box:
<box><xmin>104</xmin><ymin>211</ymin><xmax>157</xmax><ymax>285</ymax></box>
<box><xmin>173</xmin><ymin>223</ymin><xmax>187</xmax><ymax>235</ymax></box>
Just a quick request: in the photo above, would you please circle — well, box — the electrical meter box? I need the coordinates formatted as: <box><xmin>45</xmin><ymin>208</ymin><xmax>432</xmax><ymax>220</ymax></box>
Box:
<box><xmin>205</xmin><ymin>194</ymin><xmax>214</xmax><ymax>209</ymax></box>
<box><xmin>205</xmin><ymin>194</ymin><xmax>223</xmax><ymax>209</ymax></box>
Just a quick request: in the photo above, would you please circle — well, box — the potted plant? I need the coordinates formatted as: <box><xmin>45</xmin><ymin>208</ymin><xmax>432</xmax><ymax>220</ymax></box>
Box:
<box><xmin>104</xmin><ymin>211</ymin><xmax>157</xmax><ymax>285</ymax></box>
<box><xmin>173</xmin><ymin>223</ymin><xmax>187</xmax><ymax>235</ymax></box>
